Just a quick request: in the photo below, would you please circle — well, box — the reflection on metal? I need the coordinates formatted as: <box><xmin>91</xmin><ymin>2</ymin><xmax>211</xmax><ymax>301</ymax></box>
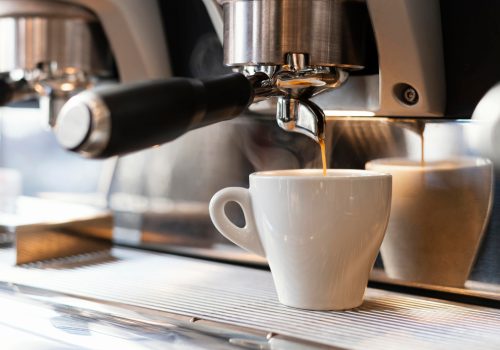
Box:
<box><xmin>16</xmin><ymin>230</ymin><xmax>111</xmax><ymax>265</ymax></box>
<box><xmin>0</xmin><ymin>248</ymin><xmax>499</xmax><ymax>349</ymax></box>
<box><xmin>0</xmin><ymin>197</ymin><xmax>112</xmax><ymax>264</ymax></box>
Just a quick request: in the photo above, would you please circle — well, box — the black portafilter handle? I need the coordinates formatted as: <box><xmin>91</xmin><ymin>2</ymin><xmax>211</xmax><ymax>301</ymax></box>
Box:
<box><xmin>53</xmin><ymin>73</ymin><xmax>253</xmax><ymax>158</ymax></box>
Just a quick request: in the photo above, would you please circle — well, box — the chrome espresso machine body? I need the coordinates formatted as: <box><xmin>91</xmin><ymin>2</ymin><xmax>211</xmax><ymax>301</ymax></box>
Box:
<box><xmin>52</xmin><ymin>0</ymin><xmax>446</xmax><ymax>156</ymax></box>
<box><xmin>1</xmin><ymin>0</ymin><xmax>500</xmax><ymax>299</ymax></box>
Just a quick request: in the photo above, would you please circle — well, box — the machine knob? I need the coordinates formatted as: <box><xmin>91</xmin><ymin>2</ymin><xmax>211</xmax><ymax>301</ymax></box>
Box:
<box><xmin>54</xmin><ymin>73</ymin><xmax>253</xmax><ymax>158</ymax></box>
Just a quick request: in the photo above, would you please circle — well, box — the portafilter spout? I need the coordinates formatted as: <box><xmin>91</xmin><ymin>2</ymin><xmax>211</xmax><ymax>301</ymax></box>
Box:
<box><xmin>272</xmin><ymin>53</ymin><xmax>349</xmax><ymax>143</ymax></box>
<box><xmin>277</xmin><ymin>98</ymin><xmax>326</xmax><ymax>143</ymax></box>
<box><xmin>218</xmin><ymin>0</ymin><xmax>365</xmax><ymax>143</ymax></box>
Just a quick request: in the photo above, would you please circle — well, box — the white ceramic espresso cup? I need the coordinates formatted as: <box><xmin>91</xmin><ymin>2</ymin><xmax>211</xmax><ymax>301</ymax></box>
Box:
<box><xmin>366</xmin><ymin>157</ymin><xmax>493</xmax><ymax>287</ymax></box>
<box><xmin>209</xmin><ymin>169</ymin><xmax>392</xmax><ymax>310</ymax></box>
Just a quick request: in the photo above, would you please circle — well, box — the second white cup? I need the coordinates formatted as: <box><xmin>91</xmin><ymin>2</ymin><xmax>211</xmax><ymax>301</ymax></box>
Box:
<box><xmin>366</xmin><ymin>157</ymin><xmax>493</xmax><ymax>287</ymax></box>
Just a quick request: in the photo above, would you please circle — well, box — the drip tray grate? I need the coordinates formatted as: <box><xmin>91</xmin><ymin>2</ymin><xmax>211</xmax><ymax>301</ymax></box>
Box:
<box><xmin>0</xmin><ymin>248</ymin><xmax>499</xmax><ymax>350</ymax></box>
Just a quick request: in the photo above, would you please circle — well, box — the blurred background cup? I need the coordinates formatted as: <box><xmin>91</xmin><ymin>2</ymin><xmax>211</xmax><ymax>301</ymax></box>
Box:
<box><xmin>366</xmin><ymin>157</ymin><xmax>493</xmax><ymax>287</ymax></box>
<box><xmin>0</xmin><ymin>168</ymin><xmax>22</xmax><ymax>214</ymax></box>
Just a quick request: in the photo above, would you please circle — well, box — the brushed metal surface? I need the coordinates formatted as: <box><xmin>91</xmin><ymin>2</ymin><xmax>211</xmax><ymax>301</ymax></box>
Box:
<box><xmin>0</xmin><ymin>247</ymin><xmax>498</xmax><ymax>349</ymax></box>
<box><xmin>0</xmin><ymin>281</ymin><xmax>332</xmax><ymax>349</ymax></box>
<box><xmin>0</xmin><ymin>197</ymin><xmax>112</xmax><ymax>264</ymax></box>
<box><xmin>0</xmin><ymin>16</ymin><xmax>106</xmax><ymax>74</ymax></box>
<box><xmin>220</xmin><ymin>0</ymin><xmax>367</xmax><ymax>67</ymax></box>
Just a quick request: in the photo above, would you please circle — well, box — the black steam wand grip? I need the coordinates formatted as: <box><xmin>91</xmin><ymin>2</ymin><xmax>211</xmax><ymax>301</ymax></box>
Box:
<box><xmin>54</xmin><ymin>73</ymin><xmax>253</xmax><ymax>158</ymax></box>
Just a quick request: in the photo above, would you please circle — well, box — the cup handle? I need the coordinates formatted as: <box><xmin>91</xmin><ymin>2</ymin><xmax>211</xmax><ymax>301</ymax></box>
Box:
<box><xmin>209</xmin><ymin>187</ymin><xmax>265</xmax><ymax>257</ymax></box>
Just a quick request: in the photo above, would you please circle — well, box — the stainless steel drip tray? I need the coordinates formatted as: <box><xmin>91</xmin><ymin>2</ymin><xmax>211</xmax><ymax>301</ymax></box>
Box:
<box><xmin>0</xmin><ymin>247</ymin><xmax>499</xmax><ymax>350</ymax></box>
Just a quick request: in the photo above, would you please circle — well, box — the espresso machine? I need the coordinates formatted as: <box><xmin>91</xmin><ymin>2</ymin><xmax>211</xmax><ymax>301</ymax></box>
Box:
<box><xmin>48</xmin><ymin>0</ymin><xmax>448</xmax><ymax>158</ymax></box>
<box><xmin>0</xmin><ymin>1</ymin><xmax>500</xmax><ymax>348</ymax></box>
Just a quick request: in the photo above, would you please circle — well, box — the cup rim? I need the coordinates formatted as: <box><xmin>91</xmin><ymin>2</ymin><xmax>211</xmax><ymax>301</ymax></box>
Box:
<box><xmin>365</xmin><ymin>156</ymin><xmax>492</xmax><ymax>171</ymax></box>
<box><xmin>250</xmin><ymin>169</ymin><xmax>391</xmax><ymax>179</ymax></box>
